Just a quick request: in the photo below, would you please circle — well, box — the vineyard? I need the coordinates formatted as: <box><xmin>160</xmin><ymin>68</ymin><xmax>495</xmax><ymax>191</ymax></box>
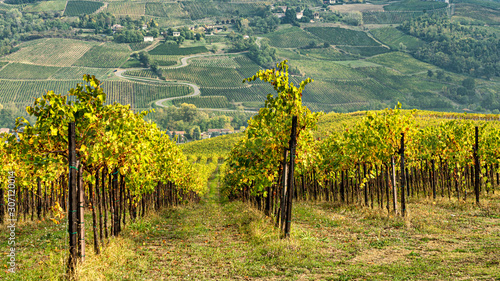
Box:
<box><xmin>172</xmin><ymin>96</ymin><xmax>230</xmax><ymax>109</ymax></box>
<box><xmin>305</xmin><ymin>27</ymin><xmax>380</xmax><ymax>46</ymax></box>
<box><xmin>180</xmin><ymin>2</ymin><xmax>266</xmax><ymax>20</ymax></box>
<box><xmin>145</xmin><ymin>3</ymin><xmax>187</xmax><ymax>18</ymax></box>
<box><xmin>161</xmin><ymin>65</ymin><xmax>244</xmax><ymax>87</ymax></box>
<box><xmin>72</xmin><ymin>43</ymin><xmax>131</xmax><ymax>68</ymax></box>
<box><xmin>384</xmin><ymin>0</ymin><xmax>448</xmax><ymax>11</ymax></box>
<box><xmin>0</xmin><ymin>79</ymin><xmax>190</xmax><ymax>109</ymax></box>
<box><xmin>362</xmin><ymin>11</ymin><xmax>426</xmax><ymax>24</ymax></box>
<box><xmin>263</xmin><ymin>26</ymin><xmax>322</xmax><ymax>48</ymax></box>
<box><xmin>2</xmin><ymin>38</ymin><xmax>95</xmax><ymax>67</ymax></box>
<box><xmin>0</xmin><ymin>75</ymin><xmax>213</xmax><ymax>279</ymax></box>
<box><xmin>338</xmin><ymin>46</ymin><xmax>390</xmax><ymax>57</ymax></box>
<box><xmin>101</xmin><ymin>81</ymin><xmax>192</xmax><ymax>108</ymax></box>
<box><xmin>190</xmin><ymin>56</ymin><xmax>239</xmax><ymax>69</ymax></box>
<box><xmin>49</xmin><ymin>67</ymin><xmax>111</xmax><ymax>80</ymax></box>
<box><xmin>0</xmin><ymin>63</ymin><xmax>60</xmax><ymax>79</ymax></box>
<box><xmin>200</xmin><ymin>85</ymin><xmax>270</xmax><ymax>102</ymax></box>
<box><xmin>370</xmin><ymin>27</ymin><xmax>424</xmax><ymax>50</ymax></box>
<box><xmin>366</xmin><ymin>52</ymin><xmax>436</xmax><ymax>74</ymax></box>
<box><xmin>64</xmin><ymin>1</ymin><xmax>104</xmax><ymax>16</ymax></box>
<box><xmin>106</xmin><ymin>2</ymin><xmax>145</xmax><ymax>16</ymax></box>
<box><xmin>149</xmin><ymin>43</ymin><xmax>208</xmax><ymax>56</ymax></box>
<box><xmin>129</xmin><ymin>42</ymin><xmax>153</xmax><ymax>52</ymax></box>
<box><xmin>124</xmin><ymin>69</ymin><xmax>159</xmax><ymax>79</ymax></box>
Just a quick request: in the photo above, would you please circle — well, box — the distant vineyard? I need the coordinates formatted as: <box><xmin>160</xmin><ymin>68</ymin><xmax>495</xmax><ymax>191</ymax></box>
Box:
<box><xmin>149</xmin><ymin>43</ymin><xmax>208</xmax><ymax>56</ymax></box>
<box><xmin>161</xmin><ymin>66</ymin><xmax>244</xmax><ymax>87</ymax></box>
<box><xmin>370</xmin><ymin>27</ymin><xmax>424</xmax><ymax>50</ymax></box>
<box><xmin>292</xmin><ymin>60</ymin><xmax>368</xmax><ymax>80</ymax></box>
<box><xmin>338</xmin><ymin>46</ymin><xmax>390</xmax><ymax>57</ymax></box>
<box><xmin>0</xmin><ymin>63</ymin><xmax>60</xmax><ymax>79</ymax></box>
<box><xmin>73</xmin><ymin>43</ymin><xmax>130</xmax><ymax>68</ymax></box>
<box><xmin>384</xmin><ymin>0</ymin><xmax>447</xmax><ymax>11</ymax></box>
<box><xmin>264</xmin><ymin>27</ymin><xmax>322</xmax><ymax>48</ymax></box>
<box><xmin>200</xmin><ymin>84</ymin><xmax>272</xmax><ymax>102</ymax></box>
<box><xmin>180</xmin><ymin>2</ymin><xmax>266</xmax><ymax>20</ymax></box>
<box><xmin>64</xmin><ymin>1</ymin><xmax>104</xmax><ymax>16</ymax></box>
<box><xmin>0</xmin><ymin>79</ymin><xmax>190</xmax><ymax>109</ymax></box>
<box><xmin>0</xmin><ymin>80</ymin><xmax>81</xmax><ymax>107</ymax></box>
<box><xmin>233</xmin><ymin>56</ymin><xmax>262</xmax><ymax>79</ymax></box>
<box><xmin>305</xmin><ymin>27</ymin><xmax>380</xmax><ymax>46</ymax></box>
<box><xmin>125</xmin><ymin>69</ymin><xmax>159</xmax><ymax>79</ymax></box>
<box><xmin>172</xmin><ymin>96</ymin><xmax>230</xmax><ymax>108</ymax></box>
<box><xmin>190</xmin><ymin>56</ymin><xmax>239</xmax><ymax>68</ymax></box>
<box><xmin>107</xmin><ymin>2</ymin><xmax>145</xmax><ymax>16</ymax></box>
<box><xmin>129</xmin><ymin>42</ymin><xmax>153</xmax><ymax>51</ymax></box>
<box><xmin>362</xmin><ymin>11</ymin><xmax>425</xmax><ymax>24</ymax></box>
<box><xmin>150</xmin><ymin>55</ymin><xmax>179</xmax><ymax>66</ymax></box>
<box><xmin>145</xmin><ymin>3</ymin><xmax>186</xmax><ymax>17</ymax></box>
<box><xmin>3</xmin><ymin>38</ymin><xmax>95</xmax><ymax>67</ymax></box>
<box><xmin>366</xmin><ymin>52</ymin><xmax>435</xmax><ymax>74</ymax></box>
<box><xmin>101</xmin><ymin>81</ymin><xmax>192</xmax><ymax>108</ymax></box>
<box><xmin>50</xmin><ymin>67</ymin><xmax>111</xmax><ymax>80</ymax></box>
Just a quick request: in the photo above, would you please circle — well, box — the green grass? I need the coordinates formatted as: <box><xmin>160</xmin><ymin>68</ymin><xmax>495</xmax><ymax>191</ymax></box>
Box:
<box><xmin>0</xmin><ymin>63</ymin><xmax>60</xmax><ymax>79</ymax></box>
<box><xmin>73</xmin><ymin>43</ymin><xmax>131</xmax><ymax>68</ymax></box>
<box><xmin>263</xmin><ymin>26</ymin><xmax>322</xmax><ymax>48</ymax></box>
<box><xmin>149</xmin><ymin>43</ymin><xmax>208</xmax><ymax>56</ymax></box>
<box><xmin>64</xmin><ymin>1</ymin><xmax>104</xmax><ymax>16</ymax></box>
<box><xmin>370</xmin><ymin>27</ymin><xmax>424</xmax><ymax>50</ymax></box>
<box><xmin>305</xmin><ymin>27</ymin><xmax>380</xmax><ymax>46</ymax></box>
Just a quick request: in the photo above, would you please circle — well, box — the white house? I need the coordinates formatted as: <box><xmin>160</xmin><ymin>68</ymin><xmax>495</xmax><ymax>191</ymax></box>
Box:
<box><xmin>144</xmin><ymin>36</ymin><xmax>154</xmax><ymax>42</ymax></box>
<box><xmin>296</xmin><ymin>11</ymin><xmax>303</xmax><ymax>20</ymax></box>
<box><xmin>173</xmin><ymin>32</ymin><xmax>181</xmax><ymax>37</ymax></box>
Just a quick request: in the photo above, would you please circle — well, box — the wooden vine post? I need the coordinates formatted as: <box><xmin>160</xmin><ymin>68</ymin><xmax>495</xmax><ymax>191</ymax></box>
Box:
<box><xmin>473</xmin><ymin>126</ymin><xmax>480</xmax><ymax>205</ymax></box>
<box><xmin>399</xmin><ymin>133</ymin><xmax>407</xmax><ymax>217</ymax></box>
<box><xmin>77</xmin><ymin>163</ymin><xmax>85</xmax><ymax>262</ymax></box>
<box><xmin>284</xmin><ymin>115</ymin><xmax>297</xmax><ymax>238</ymax></box>
<box><xmin>391</xmin><ymin>156</ymin><xmax>398</xmax><ymax>215</ymax></box>
<box><xmin>67</xmin><ymin>122</ymin><xmax>78</xmax><ymax>274</ymax></box>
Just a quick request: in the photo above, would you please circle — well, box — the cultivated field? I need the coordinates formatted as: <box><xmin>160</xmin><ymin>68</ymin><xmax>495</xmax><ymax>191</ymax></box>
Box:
<box><xmin>73</xmin><ymin>43</ymin><xmax>131</xmax><ymax>68</ymax></box>
<box><xmin>329</xmin><ymin>3</ymin><xmax>386</xmax><ymax>12</ymax></box>
<box><xmin>106</xmin><ymin>2</ymin><xmax>145</xmax><ymax>16</ymax></box>
<box><xmin>2</xmin><ymin>38</ymin><xmax>95</xmax><ymax>67</ymax></box>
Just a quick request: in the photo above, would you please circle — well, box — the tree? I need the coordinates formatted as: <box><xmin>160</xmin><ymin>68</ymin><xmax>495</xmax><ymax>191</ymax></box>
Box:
<box><xmin>192</xmin><ymin>127</ymin><xmax>201</xmax><ymax>140</ymax></box>
<box><xmin>462</xmin><ymin>77</ymin><xmax>475</xmax><ymax>91</ymax></box>
<box><xmin>427</xmin><ymin>70</ymin><xmax>434</xmax><ymax>78</ymax></box>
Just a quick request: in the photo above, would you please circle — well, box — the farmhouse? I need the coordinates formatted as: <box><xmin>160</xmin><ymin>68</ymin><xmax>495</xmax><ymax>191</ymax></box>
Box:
<box><xmin>111</xmin><ymin>24</ymin><xmax>124</xmax><ymax>32</ymax></box>
<box><xmin>173</xmin><ymin>32</ymin><xmax>181</xmax><ymax>37</ymax></box>
<box><xmin>143</xmin><ymin>36</ymin><xmax>154</xmax><ymax>42</ymax></box>
<box><xmin>296</xmin><ymin>11</ymin><xmax>303</xmax><ymax>19</ymax></box>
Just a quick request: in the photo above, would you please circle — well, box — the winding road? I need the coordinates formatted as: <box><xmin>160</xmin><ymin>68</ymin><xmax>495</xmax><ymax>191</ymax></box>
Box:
<box><xmin>114</xmin><ymin>51</ymin><xmax>257</xmax><ymax>113</ymax></box>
